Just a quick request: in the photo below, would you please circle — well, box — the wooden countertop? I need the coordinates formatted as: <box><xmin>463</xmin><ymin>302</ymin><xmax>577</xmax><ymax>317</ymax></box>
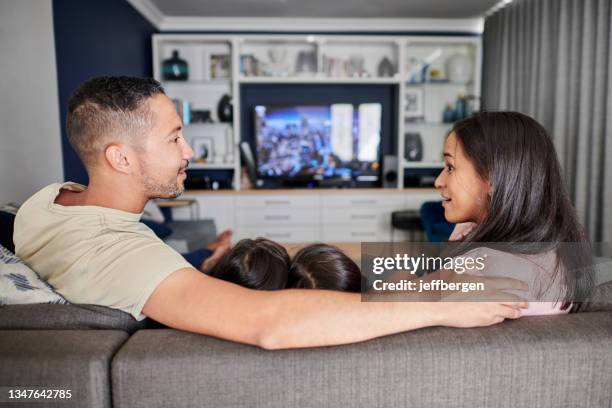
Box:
<box><xmin>283</xmin><ymin>242</ymin><xmax>362</xmax><ymax>260</ymax></box>
<box><xmin>184</xmin><ymin>188</ymin><xmax>437</xmax><ymax>195</ymax></box>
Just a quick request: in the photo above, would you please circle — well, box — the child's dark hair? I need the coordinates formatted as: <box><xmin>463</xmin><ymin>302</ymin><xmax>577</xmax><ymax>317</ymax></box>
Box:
<box><xmin>206</xmin><ymin>238</ymin><xmax>290</xmax><ymax>290</ymax></box>
<box><xmin>288</xmin><ymin>244</ymin><xmax>363</xmax><ymax>292</ymax></box>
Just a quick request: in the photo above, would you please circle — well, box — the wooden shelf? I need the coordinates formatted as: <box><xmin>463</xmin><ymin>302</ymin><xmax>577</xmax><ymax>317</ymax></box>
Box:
<box><xmin>155</xmin><ymin>199</ymin><xmax>196</xmax><ymax>208</ymax></box>
<box><xmin>184</xmin><ymin>187</ymin><xmax>437</xmax><ymax>195</ymax></box>
<box><xmin>238</xmin><ymin>76</ymin><xmax>401</xmax><ymax>84</ymax></box>
<box><xmin>404</xmin><ymin>121</ymin><xmax>454</xmax><ymax>126</ymax></box>
<box><xmin>404</xmin><ymin>161</ymin><xmax>444</xmax><ymax>169</ymax></box>
<box><xmin>188</xmin><ymin>163</ymin><xmax>235</xmax><ymax>170</ymax></box>
<box><xmin>405</xmin><ymin>81</ymin><xmax>474</xmax><ymax>86</ymax></box>
<box><xmin>162</xmin><ymin>79</ymin><xmax>232</xmax><ymax>85</ymax></box>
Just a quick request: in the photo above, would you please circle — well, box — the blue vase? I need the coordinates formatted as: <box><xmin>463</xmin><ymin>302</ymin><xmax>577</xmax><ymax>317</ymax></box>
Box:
<box><xmin>162</xmin><ymin>50</ymin><xmax>189</xmax><ymax>81</ymax></box>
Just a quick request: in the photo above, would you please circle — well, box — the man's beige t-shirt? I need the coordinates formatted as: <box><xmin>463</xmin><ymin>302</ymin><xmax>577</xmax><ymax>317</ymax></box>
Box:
<box><xmin>14</xmin><ymin>182</ymin><xmax>192</xmax><ymax>320</ymax></box>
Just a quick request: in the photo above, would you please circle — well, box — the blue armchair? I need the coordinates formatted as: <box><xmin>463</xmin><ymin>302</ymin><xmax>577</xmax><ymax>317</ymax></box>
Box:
<box><xmin>419</xmin><ymin>201</ymin><xmax>454</xmax><ymax>242</ymax></box>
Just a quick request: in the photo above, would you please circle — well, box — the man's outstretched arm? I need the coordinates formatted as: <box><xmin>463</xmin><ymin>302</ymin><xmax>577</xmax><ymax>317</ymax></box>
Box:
<box><xmin>143</xmin><ymin>267</ymin><xmax>526</xmax><ymax>350</ymax></box>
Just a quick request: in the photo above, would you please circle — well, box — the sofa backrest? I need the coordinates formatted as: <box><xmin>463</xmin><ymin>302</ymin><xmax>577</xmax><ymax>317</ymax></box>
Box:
<box><xmin>0</xmin><ymin>303</ymin><xmax>163</xmax><ymax>333</ymax></box>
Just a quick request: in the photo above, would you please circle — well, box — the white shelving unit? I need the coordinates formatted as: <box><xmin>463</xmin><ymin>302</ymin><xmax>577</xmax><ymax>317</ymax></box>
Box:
<box><xmin>152</xmin><ymin>34</ymin><xmax>482</xmax><ymax>191</ymax></box>
<box><xmin>188</xmin><ymin>163</ymin><xmax>235</xmax><ymax>170</ymax></box>
<box><xmin>237</xmin><ymin>76</ymin><xmax>401</xmax><ymax>84</ymax></box>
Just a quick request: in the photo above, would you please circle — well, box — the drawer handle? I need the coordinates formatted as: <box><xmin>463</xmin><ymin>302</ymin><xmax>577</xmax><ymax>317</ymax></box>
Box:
<box><xmin>264</xmin><ymin>200</ymin><xmax>290</xmax><ymax>205</ymax></box>
<box><xmin>264</xmin><ymin>215</ymin><xmax>291</xmax><ymax>221</ymax></box>
<box><xmin>265</xmin><ymin>232</ymin><xmax>291</xmax><ymax>238</ymax></box>
<box><xmin>350</xmin><ymin>231</ymin><xmax>376</xmax><ymax>237</ymax></box>
<box><xmin>350</xmin><ymin>199</ymin><xmax>377</xmax><ymax>205</ymax></box>
<box><xmin>350</xmin><ymin>214</ymin><xmax>377</xmax><ymax>220</ymax></box>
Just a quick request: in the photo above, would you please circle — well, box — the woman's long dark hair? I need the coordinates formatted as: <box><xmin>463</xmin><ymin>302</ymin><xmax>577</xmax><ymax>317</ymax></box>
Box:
<box><xmin>448</xmin><ymin>111</ymin><xmax>593</xmax><ymax>310</ymax></box>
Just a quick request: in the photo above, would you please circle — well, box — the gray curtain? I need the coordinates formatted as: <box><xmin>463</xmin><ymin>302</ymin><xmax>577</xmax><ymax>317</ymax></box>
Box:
<box><xmin>483</xmin><ymin>0</ymin><xmax>612</xmax><ymax>243</ymax></box>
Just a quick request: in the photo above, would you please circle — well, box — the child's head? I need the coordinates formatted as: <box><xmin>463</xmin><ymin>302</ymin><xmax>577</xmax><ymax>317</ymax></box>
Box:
<box><xmin>206</xmin><ymin>238</ymin><xmax>290</xmax><ymax>290</ymax></box>
<box><xmin>288</xmin><ymin>244</ymin><xmax>363</xmax><ymax>292</ymax></box>
<box><xmin>435</xmin><ymin>111</ymin><xmax>583</xmax><ymax>243</ymax></box>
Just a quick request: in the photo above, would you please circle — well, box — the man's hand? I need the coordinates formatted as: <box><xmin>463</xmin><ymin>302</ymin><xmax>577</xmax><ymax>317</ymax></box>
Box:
<box><xmin>435</xmin><ymin>299</ymin><xmax>525</xmax><ymax>328</ymax></box>
<box><xmin>434</xmin><ymin>270</ymin><xmax>528</xmax><ymax>327</ymax></box>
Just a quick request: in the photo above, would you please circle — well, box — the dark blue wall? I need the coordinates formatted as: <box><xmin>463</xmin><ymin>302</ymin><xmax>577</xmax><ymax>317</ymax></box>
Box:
<box><xmin>53</xmin><ymin>0</ymin><xmax>157</xmax><ymax>184</ymax></box>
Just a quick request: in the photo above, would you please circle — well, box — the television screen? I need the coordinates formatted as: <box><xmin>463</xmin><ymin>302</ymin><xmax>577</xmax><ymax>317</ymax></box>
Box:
<box><xmin>254</xmin><ymin>104</ymin><xmax>382</xmax><ymax>182</ymax></box>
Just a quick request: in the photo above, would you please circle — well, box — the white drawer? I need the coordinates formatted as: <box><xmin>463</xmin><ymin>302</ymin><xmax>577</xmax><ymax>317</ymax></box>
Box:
<box><xmin>235</xmin><ymin>226</ymin><xmax>320</xmax><ymax>243</ymax></box>
<box><xmin>324</xmin><ymin>194</ymin><xmax>405</xmax><ymax>208</ymax></box>
<box><xmin>173</xmin><ymin>195</ymin><xmax>236</xmax><ymax>232</ymax></box>
<box><xmin>236</xmin><ymin>207</ymin><xmax>318</xmax><ymax>226</ymax></box>
<box><xmin>404</xmin><ymin>192</ymin><xmax>442</xmax><ymax>210</ymax></box>
<box><xmin>321</xmin><ymin>207</ymin><xmax>388</xmax><ymax>225</ymax></box>
<box><xmin>322</xmin><ymin>225</ymin><xmax>388</xmax><ymax>242</ymax></box>
<box><xmin>236</xmin><ymin>194</ymin><xmax>318</xmax><ymax>208</ymax></box>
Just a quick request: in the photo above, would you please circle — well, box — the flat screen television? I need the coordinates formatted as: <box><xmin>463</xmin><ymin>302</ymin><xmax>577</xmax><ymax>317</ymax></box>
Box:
<box><xmin>254</xmin><ymin>104</ymin><xmax>382</xmax><ymax>186</ymax></box>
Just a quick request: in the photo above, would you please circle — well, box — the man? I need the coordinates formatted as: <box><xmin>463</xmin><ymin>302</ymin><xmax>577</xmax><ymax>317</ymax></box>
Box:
<box><xmin>14</xmin><ymin>76</ymin><xmax>526</xmax><ymax>350</ymax></box>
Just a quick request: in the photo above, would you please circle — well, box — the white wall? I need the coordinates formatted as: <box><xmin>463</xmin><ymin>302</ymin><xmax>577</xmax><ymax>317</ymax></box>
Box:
<box><xmin>0</xmin><ymin>0</ymin><xmax>63</xmax><ymax>204</ymax></box>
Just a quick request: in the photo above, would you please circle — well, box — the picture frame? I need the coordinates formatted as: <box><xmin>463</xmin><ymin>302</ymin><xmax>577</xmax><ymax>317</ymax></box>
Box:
<box><xmin>210</xmin><ymin>54</ymin><xmax>230</xmax><ymax>79</ymax></box>
<box><xmin>405</xmin><ymin>88</ymin><xmax>424</xmax><ymax>119</ymax></box>
<box><xmin>192</xmin><ymin>137</ymin><xmax>214</xmax><ymax>163</ymax></box>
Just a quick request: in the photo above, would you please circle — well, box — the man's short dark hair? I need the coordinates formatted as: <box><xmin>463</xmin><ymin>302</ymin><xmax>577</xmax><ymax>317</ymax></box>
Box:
<box><xmin>66</xmin><ymin>76</ymin><xmax>165</xmax><ymax>169</ymax></box>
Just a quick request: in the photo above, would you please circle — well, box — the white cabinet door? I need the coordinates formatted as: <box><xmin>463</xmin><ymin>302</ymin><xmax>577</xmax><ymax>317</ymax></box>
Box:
<box><xmin>403</xmin><ymin>192</ymin><xmax>441</xmax><ymax>210</ymax></box>
<box><xmin>235</xmin><ymin>226</ymin><xmax>320</xmax><ymax>243</ymax></box>
<box><xmin>321</xmin><ymin>225</ymin><xmax>384</xmax><ymax>242</ymax></box>
<box><xmin>236</xmin><ymin>207</ymin><xmax>318</xmax><ymax>226</ymax></box>
<box><xmin>324</xmin><ymin>194</ymin><xmax>405</xmax><ymax>208</ymax></box>
<box><xmin>236</xmin><ymin>194</ymin><xmax>318</xmax><ymax>208</ymax></box>
<box><xmin>175</xmin><ymin>195</ymin><xmax>235</xmax><ymax>233</ymax></box>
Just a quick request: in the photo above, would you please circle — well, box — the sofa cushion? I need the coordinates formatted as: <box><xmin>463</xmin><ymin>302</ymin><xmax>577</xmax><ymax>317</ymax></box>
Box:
<box><xmin>0</xmin><ymin>303</ymin><xmax>162</xmax><ymax>333</ymax></box>
<box><xmin>0</xmin><ymin>329</ymin><xmax>128</xmax><ymax>408</ymax></box>
<box><xmin>0</xmin><ymin>244</ymin><xmax>69</xmax><ymax>305</ymax></box>
<box><xmin>583</xmin><ymin>280</ymin><xmax>612</xmax><ymax>312</ymax></box>
<box><xmin>0</xmin><ymin>244</ymin><xmax>164</xmax><ymax>332</ymax></box>
<box><xmin>112</xmin><ymin>311</ymin><xmax>612</xmax><ymax>408</ymax></box>
<box><xmin>582</xmin><ymin>257</ymin><xmax>612</xmax><ymax>312</ymax></box>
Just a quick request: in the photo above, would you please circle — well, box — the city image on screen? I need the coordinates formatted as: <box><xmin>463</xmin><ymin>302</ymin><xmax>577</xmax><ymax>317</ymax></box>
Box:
<box><xmin>254</xmin><ymin>104</ymin><xmax>382</xmax><ymax>181</ymax></box>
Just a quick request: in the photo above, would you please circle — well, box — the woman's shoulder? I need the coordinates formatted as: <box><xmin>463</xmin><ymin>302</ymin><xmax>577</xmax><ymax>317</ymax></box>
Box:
<box><xmin>459</xmin><ymin>247</ymin><xmax>558</xmax><ymax>279</ymax></box>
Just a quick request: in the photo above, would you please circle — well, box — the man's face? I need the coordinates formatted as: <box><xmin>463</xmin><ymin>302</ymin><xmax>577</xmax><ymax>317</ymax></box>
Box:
<box><xmin>138</xmin><ymin>94</ymin><xmax>194</xmax><ymax>199</ymax></box>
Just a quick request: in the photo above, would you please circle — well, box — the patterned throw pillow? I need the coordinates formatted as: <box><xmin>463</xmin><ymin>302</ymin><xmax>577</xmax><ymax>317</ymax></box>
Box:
<box><xmin>0</xmin><ymin>244</ymin><xmax>69</xmax><ymax>305</ymax></box>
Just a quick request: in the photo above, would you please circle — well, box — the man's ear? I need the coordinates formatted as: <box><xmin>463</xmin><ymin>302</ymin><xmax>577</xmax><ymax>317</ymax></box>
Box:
<box><xmin>104</xmin><ymin>144</ymin><xmax>133</xmax><ymax>174</ymax></box>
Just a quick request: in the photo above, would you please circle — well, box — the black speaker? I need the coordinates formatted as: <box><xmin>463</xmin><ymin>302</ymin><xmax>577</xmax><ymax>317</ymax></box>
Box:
<box><xmin>240</xmin><ymin>141</ymin><xmax>264</xmax><ymax>188</ymax></box>
<box><xmin>404</xmin><ymin>132</ymin><xmax>423</xmax><ymax>161</ymax></box>
<box><xmin>382</xmin><ymin>155</ymin><xmax>398</xmax><ymax>188</ymax></box>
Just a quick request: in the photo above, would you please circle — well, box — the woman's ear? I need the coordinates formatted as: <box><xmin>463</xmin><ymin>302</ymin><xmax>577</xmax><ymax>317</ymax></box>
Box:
<box><xmin>486</xmin><ymin>180</ymin><xmax>493</xmax><ymax>197</ymax></box>
<box><xmin>104</xmin><ymin>144</ymin><xmax>132</xmax><ymax>174</ymax></box>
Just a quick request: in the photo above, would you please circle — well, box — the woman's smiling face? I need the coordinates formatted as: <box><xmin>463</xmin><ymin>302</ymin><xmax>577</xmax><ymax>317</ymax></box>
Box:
<box><xmin>435</xmin><ymin>132</ymin><xmax>491</xmax><ymax>224</ymax></box>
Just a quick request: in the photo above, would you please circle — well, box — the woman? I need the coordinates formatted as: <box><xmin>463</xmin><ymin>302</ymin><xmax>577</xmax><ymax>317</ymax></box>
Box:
<box><xmin>435</xmin><ymin>111</ymin><xmax>594</xmax><ymax>314</ymax></box>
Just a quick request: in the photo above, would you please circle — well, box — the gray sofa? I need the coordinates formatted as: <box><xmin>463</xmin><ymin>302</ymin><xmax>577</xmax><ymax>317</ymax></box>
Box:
<box><xmin>1</xmin><ymin>293</ymin><xmax>612</xmax><ymax>408</ymax></box>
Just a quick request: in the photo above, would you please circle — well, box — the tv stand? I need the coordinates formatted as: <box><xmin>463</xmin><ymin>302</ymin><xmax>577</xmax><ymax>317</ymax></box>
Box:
<box><xmin>172</xmin><ymin>188</ymin><xmax>440</xmax><ymax>243</ymax></box>
<box><xmin>254</xmin><ymin>178</ymin><xmax>379</xmax><ymax>190</ymax></box>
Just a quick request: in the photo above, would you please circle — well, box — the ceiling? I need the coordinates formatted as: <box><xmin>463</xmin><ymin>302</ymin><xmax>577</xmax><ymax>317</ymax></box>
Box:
<box><xmin>148</xmin><ymin>0</ymin><xmax>500</xmax><ymax>19</ymax></box>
